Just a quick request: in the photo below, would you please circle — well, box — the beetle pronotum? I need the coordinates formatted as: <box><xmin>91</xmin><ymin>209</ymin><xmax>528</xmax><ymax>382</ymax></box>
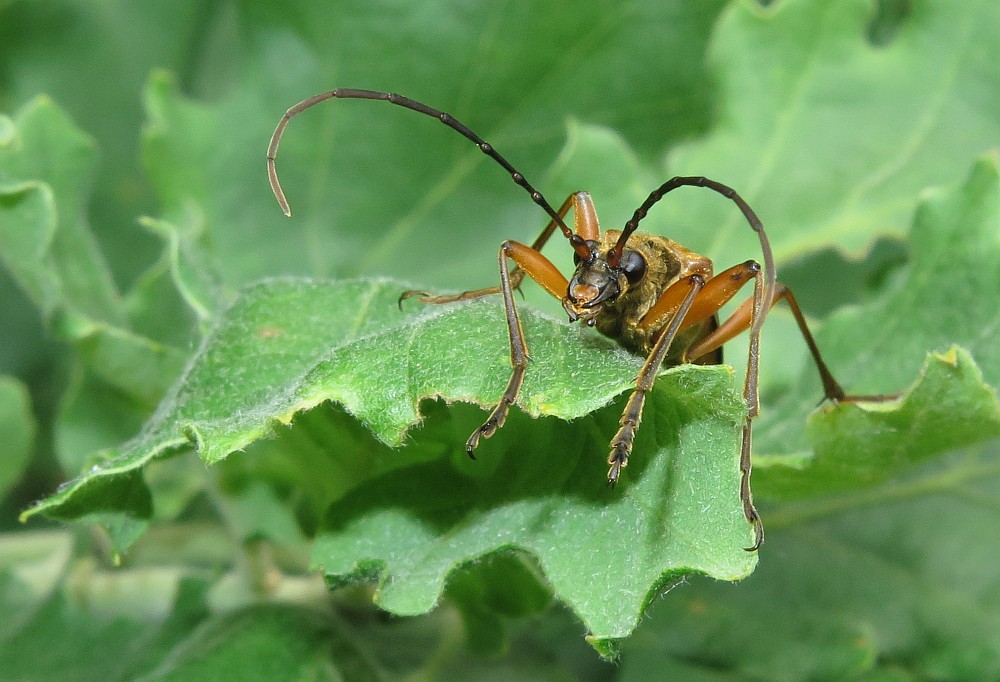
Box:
<box><xmin>267</xmin><ymin>89</ymin><xmax>891</xmax><ymax>550</ymax></box>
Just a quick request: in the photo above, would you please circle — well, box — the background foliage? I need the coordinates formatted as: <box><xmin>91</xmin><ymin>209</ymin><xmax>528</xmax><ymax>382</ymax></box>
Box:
<box><xmin>1</xmin><ymin>0</ymin><xmax>999</xmax><ymax>679</ymax></box>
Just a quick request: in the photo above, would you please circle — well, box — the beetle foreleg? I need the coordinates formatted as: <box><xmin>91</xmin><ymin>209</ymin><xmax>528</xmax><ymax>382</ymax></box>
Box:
<box><xmin>608</xmin><ymin>274</ymin><xmax>704</xmax><ymax>484</ymax></box>
<box><xmin>399</xmin><ymin>193</ymin><xmax>588</xmax><ymax>307</ymax></box>
<box><xmin>467</xmin><ymin>240</ymin><xmax>569</xmax><ymax>457</ymax></box>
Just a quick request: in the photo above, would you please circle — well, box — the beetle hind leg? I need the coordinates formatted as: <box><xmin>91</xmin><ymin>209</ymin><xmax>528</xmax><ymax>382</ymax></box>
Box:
<box><xmin>398</xmin><ymin>193</ymin><xmax>589</xmax><ymax>309</ymax></box>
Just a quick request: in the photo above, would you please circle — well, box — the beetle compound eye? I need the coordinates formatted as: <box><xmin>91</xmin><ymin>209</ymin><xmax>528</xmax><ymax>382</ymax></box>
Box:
<box><xmin>621</xmin><ymin>249</ymin><xmax>647</xmax><ymax>284</ymax></box>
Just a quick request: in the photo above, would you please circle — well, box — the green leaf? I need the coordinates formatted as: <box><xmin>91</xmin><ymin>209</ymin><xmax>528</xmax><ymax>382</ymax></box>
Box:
<box><xmin>619</xmin><ymin>443</ymin><xmax>1000</xmax><ymax>681</ymax></box>
<box><xmin>54</xmin><ymin>369</ymin><xmax>150</xmax><ymax>474</ymax></box>
<box><xmin>0</xmin><ymin>376</ymin><xmax>34</xmax><ymax>502</ymax></box>
<box><xmin>446</xmin><ymin>553</ymin><xmax>552</xmax><ymax>655</ymax></box>
<box><xmin>761</xmin><ymin>347</ymin><xmax>1000</xmax><ymax>499</ymax></box>
<box><xmin>754</xmin><ymin>155</ymin><xmax>1000</xmax><ymax>495</ymax></box>
<box><xmin>0</xmin><ymin>1</ymin><xmax>217</xmax><ymax>284</ymax></box>
<box><xmin>660</xmin><ymin>0</ymin><xmax>1000</xmax><ymax>268</ymax></box>
<box><xmin>612</xmin><ymin>152</ymin><xmax>1000</xmax><ymax>678</ymax></box>
<box><xmin>0</xmin><ymin>531</ymin><xmax>73</xmax><ymax>638</ymax></box>
<box><xmin>0</xmin><ymin>99</ymin><xmax>189</xmax><ymax>405</ymax></box>
<box><xmin>0</xmin><ymin>98</ymin><xmax>120</xmax><ymax>324</ymax></box>
<box><xmin>228</xmin><ymin>482</ymin><xmax>306</xmax><ymax>546</ymax></box>
<box><xmin>0</xmin><ymin>560</ymin><xmax>593</xmax><ymax>681</ymax></box>
<box><xmin>0</xmin><ymin>570</ymin><xmax>164</xmax><ymax>682</ymax></box>
<box><xmin>22</xmin><ymin>135</ymin><xmax>1000</xmax><ymax>660</ymax></box>
<box><xmin>131</xmin><ymin>216</ymin><xmax>220</xmax><ymax>331</ymax></box>
<box><xmin>24</xmin><ymin>276</ymin><xmax>756</xmax><ymax>644</ymax></box>
<box><xmin>133</xmin><ymin>604</ymin><xmax>350</xmax><ymax>682</ymax></box>
<box><xmin>311</xmin><ymin>376</ymin><xmax>754</xmax><ymax>647</ymax></box>
<box><xmin>0</xmin><ymin>571</ymin><xmax>371</xmax><ymax>682</ymax></box>
<box><xmin>0</xmin><ymin>177</ymin><xmax>60</xmax><ymax>318</ymax></box>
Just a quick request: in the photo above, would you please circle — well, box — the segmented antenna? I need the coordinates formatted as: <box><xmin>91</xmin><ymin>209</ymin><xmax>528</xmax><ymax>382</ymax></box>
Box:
<box><xmin>266</xmin><ymin>88</ymin><xmax>590</xmax><ymax>259</ymax></box>
<box><xmin>610</xmin><ymin>176</ymin><xmax>776</xmax><ymax>341</ymax></box>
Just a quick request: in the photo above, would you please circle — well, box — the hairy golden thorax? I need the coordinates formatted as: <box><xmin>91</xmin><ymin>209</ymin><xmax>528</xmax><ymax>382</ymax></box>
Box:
<box><xmin>571</xmin><ymin>230</ymin><xmax>717</xmax><ymax>361</ymax></box>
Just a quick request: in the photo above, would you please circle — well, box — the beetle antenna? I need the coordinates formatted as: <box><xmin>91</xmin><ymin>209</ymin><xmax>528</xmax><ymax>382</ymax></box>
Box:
<box><xmin>611</xmin><ymin>176</ymin><xmax>776</xmax><ymax>337</ymax></box>
<box><xmin>267</xmin><ymin>89</ymin><xmax>590</xmax><ymax>259</ymax></box>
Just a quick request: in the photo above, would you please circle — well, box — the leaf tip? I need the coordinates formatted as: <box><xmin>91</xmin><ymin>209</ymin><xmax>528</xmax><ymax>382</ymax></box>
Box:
<box><xmin>585</xmin><ymin>634</ymin><xmax>621</xmax><ymax>661</ymax></box>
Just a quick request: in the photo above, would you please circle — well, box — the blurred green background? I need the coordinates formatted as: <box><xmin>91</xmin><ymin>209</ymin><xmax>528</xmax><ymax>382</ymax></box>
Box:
<box><xmin>3</xmin><ymin>0</ymin><xmax>1000</xmax><ymax>679</ymax></box>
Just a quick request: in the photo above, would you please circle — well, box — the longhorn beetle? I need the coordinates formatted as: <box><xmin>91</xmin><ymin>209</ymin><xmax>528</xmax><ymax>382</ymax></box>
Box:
<box><xmin>266</xmin><ymin>89</ymin><xmax>893</xmax><ymax>551</ymax></box>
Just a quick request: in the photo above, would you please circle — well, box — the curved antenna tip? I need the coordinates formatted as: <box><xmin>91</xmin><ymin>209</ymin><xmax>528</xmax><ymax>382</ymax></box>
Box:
<box><xmin>271</xmin><ymin>185</ymin><xmax>292</xmax><ymax>217</ymax></box>
<box><xmin>267</xmin><ymin>157</ymin><xmax>293</xmax><ymax>216</ymax></box>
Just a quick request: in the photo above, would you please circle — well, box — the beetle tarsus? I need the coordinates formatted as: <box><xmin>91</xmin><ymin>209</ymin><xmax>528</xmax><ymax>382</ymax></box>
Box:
<box><xmin>607</xmin><ymin>425</ymin><xmax>635</xmax><ymax>485</ymax></box>
<box><xmin>397</xmin><ymin>289</ymin><xmax>431</xmax><ymax>309</ymax></box>
<box><xmin>465</xmin><ymin>441</ymin><xmax>478</xmax><ymax>460</ymax></box>
<box><xmin>744</xmin><ymin>507</ymin><xmax>764</xmax><ymax>552</ymax></box>
<box><xmin>465</xmin><ymin>430</ymin><xmax>482</xmax><ymax>458</ymax></box>
<box><xmin>608</xmin><ymin>387</ymin><xmax>644</xmax><ymax>485</ymax></box>
<box><xmin>466</xmin><ymin>401</ymin><xmax>511</xmax><ymax>458</ymax></box>
<box><xmin>607</xmin><ymin>450</ymin><xmax>628</xmax><ymax>486</ymax></box>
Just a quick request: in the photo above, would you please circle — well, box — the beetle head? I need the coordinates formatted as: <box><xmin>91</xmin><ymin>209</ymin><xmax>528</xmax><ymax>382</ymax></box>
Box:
<box><xmin>562</xmin><ymin>240</ymin><xmax>646</xmax><ymax>325</ymax></box>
